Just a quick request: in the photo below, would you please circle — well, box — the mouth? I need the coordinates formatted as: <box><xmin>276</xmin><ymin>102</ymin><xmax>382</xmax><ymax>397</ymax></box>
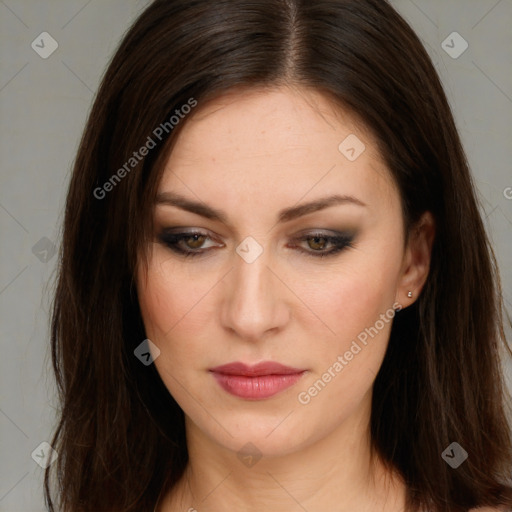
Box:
<box><xmin>209</xmin><ymin>361</ymin><xmax>307</xmax><ymax>400</ymax></box>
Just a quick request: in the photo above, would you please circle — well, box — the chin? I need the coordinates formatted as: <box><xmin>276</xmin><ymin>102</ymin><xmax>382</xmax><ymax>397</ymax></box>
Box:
<box><xmin>187</xmin><ymin>405</ymin><xmax>332</xmax><ymax>460</ymax></box>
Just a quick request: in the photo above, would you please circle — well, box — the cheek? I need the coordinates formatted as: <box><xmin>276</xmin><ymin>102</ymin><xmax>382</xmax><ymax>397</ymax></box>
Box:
<box><xmin>137</xmin><ymin>256</ymin><xmax>211</xmax><ymax>338</ymax></box>
<box><xmin>300</xmin><ymin>260</ymin><xmax>399</xmax><ymax>344</ymax></box>
<box><xmin>293</xmin><ymin>242</ymin><xmax>402</xmax><ymax>393</ymax></box>
<box><xmin>136</xmin><ymin>253</ymin><xmax>227</xmax><ymax>383</ymax></box>
<box><xmin>294</xmin><ymin>269</ymin><xmax>397</xmax><ymax>418</ymax></box>
<box><xmin>136</xmin><ymin>266</ymin><xmax>206</xmax><ymax>403</ymax></box>
<box><xmin>137</xmin><ymin>274</ymin><xmax>175</xmax><ymax>337</ymax></box>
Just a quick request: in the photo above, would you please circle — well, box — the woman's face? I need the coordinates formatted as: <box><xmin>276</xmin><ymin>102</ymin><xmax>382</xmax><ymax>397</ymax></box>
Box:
<box><xmin>136</xmin><ymin>86</ymin><xmax>423</xmax><ymax>457</ymax></box>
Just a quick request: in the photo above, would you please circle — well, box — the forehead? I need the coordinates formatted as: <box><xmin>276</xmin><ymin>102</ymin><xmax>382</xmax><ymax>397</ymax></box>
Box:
<box><xmin>158</xmin><ymin>86</ymin><xmax>398</xmax><ymax>214</ymax></box>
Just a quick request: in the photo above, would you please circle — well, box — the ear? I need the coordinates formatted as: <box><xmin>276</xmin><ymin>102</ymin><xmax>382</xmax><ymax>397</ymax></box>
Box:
<box><xmin>396</xmin><ymin>211</ymin><xmax>435</xmax><ymax>308</ymax></box>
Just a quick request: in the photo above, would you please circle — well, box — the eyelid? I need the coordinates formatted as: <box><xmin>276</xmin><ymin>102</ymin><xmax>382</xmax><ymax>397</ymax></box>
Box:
<box><xmin>159</xmin><ymin>228</ymin><xmax>223</xmax><ymax>248</ymax></box>
<box><xmin>293</xmin><ymin>228</ymin><xmax>351</xmax><ymax>238</ymax></box>
<box><xmin>290</xmin><ymin>231</ymin><xmax>355</xmax><ymax>254</ymax></box>
<box><xmin>157</xmin><ymin>227</ymin><xmax>355</xmax><ymax>258</ymax></box>
<box><xmin>159</xmin><ymin>228</ymin><xmax>350</xmax><ymax>243</ymax></box>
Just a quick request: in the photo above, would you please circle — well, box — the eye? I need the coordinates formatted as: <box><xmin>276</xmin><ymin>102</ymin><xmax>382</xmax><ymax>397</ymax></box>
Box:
<box><xmin>157</xmin><ymin>229</ymin><xmax>355</xmax><ymax>259</ymax></box>
<box><xmin>290</xmin><ymin>232</ymin><xmax>355</xmax><ymax>258</ymax></box>
<box><xmin>158</xmin><ymin>230</ymin><xmax>222</xmax><ymax>257</ymax></box>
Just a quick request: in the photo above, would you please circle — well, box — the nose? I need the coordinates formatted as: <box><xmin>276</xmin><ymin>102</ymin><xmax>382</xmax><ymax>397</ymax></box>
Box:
<box><xmin>220</xmin><ymin>246</ymin><xmax>290</xmax><ymax>342</ymax></box>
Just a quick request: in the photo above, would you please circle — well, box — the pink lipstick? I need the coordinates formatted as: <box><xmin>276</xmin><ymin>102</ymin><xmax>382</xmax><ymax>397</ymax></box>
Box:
<box><xmin>209</xmin><ymin>362</ymin><xmax>306</xmax><ymax>400</ymax></box>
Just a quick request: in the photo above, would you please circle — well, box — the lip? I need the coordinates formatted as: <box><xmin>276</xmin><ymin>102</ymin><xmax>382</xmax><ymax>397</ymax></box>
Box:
<box><xmin>209</xmin><ymin>362</ymin><xmax>306</xmax><ymax>400</ymax></box>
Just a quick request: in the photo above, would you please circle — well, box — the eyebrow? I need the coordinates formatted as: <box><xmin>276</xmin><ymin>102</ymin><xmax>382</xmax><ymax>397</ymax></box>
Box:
<box><xmin>155</xmin><ymin>191</ymin><xmax>366</xmax><ymax>224</ymax></box>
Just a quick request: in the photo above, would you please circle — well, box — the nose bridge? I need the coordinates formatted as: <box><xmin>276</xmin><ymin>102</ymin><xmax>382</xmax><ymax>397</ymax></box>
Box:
<box><xmin>221</xmin><ymin>242</ymin><xmax>287</xmax><ymax>339</ymax></box>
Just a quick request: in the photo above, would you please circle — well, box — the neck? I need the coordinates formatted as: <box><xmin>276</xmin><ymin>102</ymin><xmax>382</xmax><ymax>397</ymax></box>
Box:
<box><xmin>159</xmin><ymin>396</ymin><xmax>406</xmax><ymax>512</ymax></box>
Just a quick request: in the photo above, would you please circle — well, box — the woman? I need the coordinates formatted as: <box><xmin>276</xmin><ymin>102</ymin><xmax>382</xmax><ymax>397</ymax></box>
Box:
<box><xmin>44</xmin><ymin>0</ymin><xmax>512</xmax><ymax>511</ymax></box>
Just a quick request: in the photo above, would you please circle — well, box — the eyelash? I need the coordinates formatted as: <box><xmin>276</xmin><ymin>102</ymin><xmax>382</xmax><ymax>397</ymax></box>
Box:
<box><xmin>157</xmin><ymin>230</ymin><xmax>355</xmax><ymax>259</ymax></box>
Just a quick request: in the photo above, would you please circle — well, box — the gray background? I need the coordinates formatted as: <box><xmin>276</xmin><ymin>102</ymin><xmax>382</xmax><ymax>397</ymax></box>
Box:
<box><xmin>0</xmin><ymin>0</ymin><xmax>511</xmax><ymax>510</ymax></box>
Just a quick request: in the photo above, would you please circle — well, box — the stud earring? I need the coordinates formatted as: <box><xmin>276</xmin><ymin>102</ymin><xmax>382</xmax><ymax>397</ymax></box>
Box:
<box><xmin>407</xmin><ymin>291</ymin><xmax>413</xmax><ymax>298</ymax></box>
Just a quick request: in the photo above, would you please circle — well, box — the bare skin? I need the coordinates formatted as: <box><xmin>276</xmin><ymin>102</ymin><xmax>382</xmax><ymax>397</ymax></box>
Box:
<box><xmin>137</xmin><ymin>85</ymin><xmax>440</xmax><ymax>511</ymax></box>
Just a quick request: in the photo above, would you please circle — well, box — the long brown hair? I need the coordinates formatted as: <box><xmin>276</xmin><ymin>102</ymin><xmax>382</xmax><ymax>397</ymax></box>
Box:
<box><xmin>45</xmin><ymin>0</ymin><xmax>512</xmax><ymax>510</ymax></box>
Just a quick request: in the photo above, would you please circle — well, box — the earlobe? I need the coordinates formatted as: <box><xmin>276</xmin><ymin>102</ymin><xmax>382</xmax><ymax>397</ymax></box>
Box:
<box><xmin>396</xmin><ymin>211</ymin><xmax>436</xmax><ymax>307</ymax></box>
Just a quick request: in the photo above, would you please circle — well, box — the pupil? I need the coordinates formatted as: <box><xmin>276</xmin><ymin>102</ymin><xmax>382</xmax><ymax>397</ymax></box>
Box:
<box><xmin>188</xmin><ymin>234</ymin><xmax>204</xmax><ymax>248</ymax></box>
<box><xmin>310</xmin><ymin>237</ymin><xmax>326</xmax><ymax>250</ymax></box>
